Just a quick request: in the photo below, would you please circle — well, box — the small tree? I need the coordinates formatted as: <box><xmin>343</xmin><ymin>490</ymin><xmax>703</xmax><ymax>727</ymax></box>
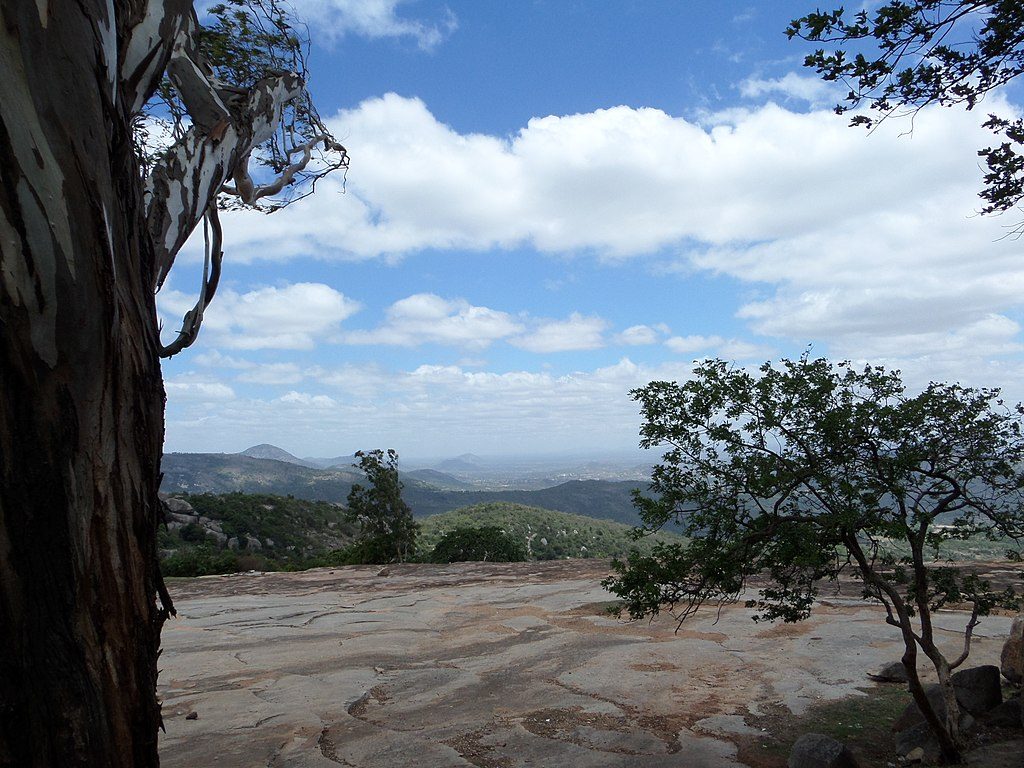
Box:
<box><xmin>604</xmin><ymin>356</ymin><xmax>1023</xmax><ymax>764</ymax></box>
<box><xmin>429</xmin><ymin>526</ymin><xmax>528</xmax><ymax>563</ymax></box>
<box><xmin>346</xmin><ymin>450</ymin><xmax>419</xmax><ymax>563</ymax></box>
<box><xmin>788</xmin><ymin>2</ymin><xmax>1024</xmax><ymax>225</ymax></box>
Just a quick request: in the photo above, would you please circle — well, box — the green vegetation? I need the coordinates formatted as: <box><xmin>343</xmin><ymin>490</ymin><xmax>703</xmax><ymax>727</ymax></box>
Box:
<box><xmin>346</xmin><ymin>449</ymin><xmax>419</xmax><ymax>563</ymax></box>
<box><xmin>428</xmin><ymin>526</ymin><xmax>528</xmax><ymax>563</ymax></box>
<box><xmin>159</xmin><ymin>492</ymin><xmax>357</xmax><ymax>576</ymax></box>
<box><xmin>160</xmin><ymin>453</ymin><xmax>648</xmax><ymax>525</ymax></box>
<box><xmin>419</xmin><ymin>503</ymin><xmax>684</xmax><ymax>561</ymax></box>
<box><xmin>605</xmin><ymin>355</ymin><xmax>1024</xmax><ymax>763</ymax></box>
<box><xmin>744</xmin><ymin>684</ymin><xmax>912</xmax><ymax>767</ymax></box>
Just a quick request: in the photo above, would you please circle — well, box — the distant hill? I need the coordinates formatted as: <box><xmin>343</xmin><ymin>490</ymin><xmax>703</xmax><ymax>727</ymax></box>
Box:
<box><xmin>238</xmin><ymin>443</ymin><xmax>317</xmax><ymax>467</ymax></box>
<box><xmin>161</xmin><ymin>453</ymin><xmax>649</xmax><ymax>526</ymax></box>
<box><xmin>436</xmin><ymin>453</ymin><xmax>485</xmax><ymax>472</ymax></box>
<box><xmin>419</xmin><ymin>503</ymin><xmax>682</xmax><ymax>560</ymax></box>
<box><xmin>403</xmin><ymin>469</ymin><xmax>473</xmax><ymax>490</ymax></box>
<box><xmin>301</xmin><ymin>454</ymin><xmax>357</xmax><ymax>469</ymax></box>
<box><xmin>162</xmin><ymin>452</ymin><xmax>363</xmax><ymax>498</ymax></box>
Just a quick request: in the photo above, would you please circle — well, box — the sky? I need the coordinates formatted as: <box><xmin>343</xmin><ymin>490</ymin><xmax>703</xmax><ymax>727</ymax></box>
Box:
<box><xmin>159</xmin><ymin>0</ymin><xmax>1024</xmax><ymax>461</ymax></box>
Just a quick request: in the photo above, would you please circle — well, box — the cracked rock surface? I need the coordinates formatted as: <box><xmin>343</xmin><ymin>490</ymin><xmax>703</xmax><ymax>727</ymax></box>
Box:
<box><xmin>158</xmin><ymin>560</ymin><xmax>1012</xmax><ymax>767</ymax></box>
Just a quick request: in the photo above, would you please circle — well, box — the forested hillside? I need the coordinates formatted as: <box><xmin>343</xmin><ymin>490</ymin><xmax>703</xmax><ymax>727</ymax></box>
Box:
<box><xmin>161</xmin><ymin>453</ymin><xmax>648</xmax><ymax>525</ymax></box>
<box><xmin>418</xmin><ymin>503</ymin><xmax>683</xmax><ymax>560</ymax></box>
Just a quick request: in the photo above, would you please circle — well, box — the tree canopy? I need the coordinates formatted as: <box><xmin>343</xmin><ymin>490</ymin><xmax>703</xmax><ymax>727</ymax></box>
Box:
<box><xmin>788</xmin><ymin>1</ymin><xmax>1024</xmax><ymax>220</ymax></box>
<box><xmin>428</xmin><ymin>526</ymin><xmax>528</xmax><ymax>563</ymax></box>
<box><xmin>346</xmin><ymin>450</ymin><xmax>419</xmax><ymax>564</ymax></box>
<box><xmin>605</xmin><ymin>355</ymin><xmax>1023</xmax><ymax>762</ymax></box>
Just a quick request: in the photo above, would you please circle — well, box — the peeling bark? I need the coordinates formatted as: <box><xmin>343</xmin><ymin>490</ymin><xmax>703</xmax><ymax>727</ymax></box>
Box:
<box><xmin>146</xmin><ymin>72</ymin><xmax>303</xmax><ymax>290</ymax></box>
<box><xmin>1</xmin><ymin>0</ymin><xmax>339</xmax><ymax>762</ymax></box>
<box><xmin>0</xmin><ymin>2</ymin><xmax>171</xmax><ymax>765</ymax></box>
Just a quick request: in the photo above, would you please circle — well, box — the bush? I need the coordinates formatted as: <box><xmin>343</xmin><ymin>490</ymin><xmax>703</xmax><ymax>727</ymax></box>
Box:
<box><xmin>162</xmin><ymin>545</ymin><xmax>239</xmax><ymax>577</ymax></box>
<box><xmin>429</xmin><ymin>526</ymin><xmax>527</xmax><ymax>563</ymax></box>
<box><xmin>178</xmin><ymin>522</ymin><xmax>207</xmax><ymax>543</ymax></box>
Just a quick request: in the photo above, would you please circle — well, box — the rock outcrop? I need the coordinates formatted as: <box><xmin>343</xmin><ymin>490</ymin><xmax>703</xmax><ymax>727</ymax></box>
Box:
<box><xmin>1002</xmin><ymin>614</ymin><xmax>1024</xmax><ymax>685</ymax></box>
<box><xmin>788</xmin><ymin>733</ymin><xmax>860</xmax><ymax>768</ymax></box>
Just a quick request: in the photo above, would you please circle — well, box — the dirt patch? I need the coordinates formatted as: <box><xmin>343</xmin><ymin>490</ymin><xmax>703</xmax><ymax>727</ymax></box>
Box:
<box><xmin>630</xmin><ymin>662</ymin><xmax>681</xmax><ymax>672</ymax></box>
<box><xmin>347</xmin><ymin>685</ymin><xmax>390</xmax><ymax>719</ymax></box>
<box><xmin>443</xmin><ymin>728</ymin><xmax>513</xmax><ymax>768</ymax></box>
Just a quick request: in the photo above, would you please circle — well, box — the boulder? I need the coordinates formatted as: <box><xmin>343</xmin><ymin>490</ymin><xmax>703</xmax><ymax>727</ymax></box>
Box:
<box><xmin>868</xmin><ymin>661</ymin><xmax>909</xmax><ymax>683</ymax></box>
<box><xmin>227</xmin><ymin>537</ymin><xmax>240</xmax><ymax>551</ymax></box>
<box><xmin>1001</xmin><ymin>614</ymin><xmax>1024</xmax><ymax>685</ymax></box>
<box><xmin>893</xmin><ymin>667</ymin><xmax>1001</xmax><ymax>733</ymax></box>
<box><xmin>162</xmin><ymin>497</ymin><xmax>195</xmax><ymax>515</ymax></box>
<box><xmin>950</xmin><ymin>665</ymin><xmax>1002</xmax><ymax>716</ymax></box>
<box><xmin>244</xmin><ymin>535</ymin><xmax>262</xmax><ymax>551</ymax></box>
<box><xmin>166</xmin><ymin>511</ymin><xmax>199</xmax><ymax>525</ymax></box>
<box><xmin>894</xmin><ymin>714</ymin><xmax>974</xmax><ymax>763</ymax></box>
<box><xmin>198</xmin><ymin>516</ymin><xmax>223</xmax><ymax>534</ymax></box>
<box><xmin>980</xmin><ymin>697</ymin><xmax>1022</xmax><ymax>729</ymax></box>
<box><xmin>892</xmin><ymin>685</ymin><xmax>948</xmax><ymax>733</ymax></box>
<box><xmin>788</xmin><ymin>733</ymin><xmax>860</xmax><ymax>768</ymax></box>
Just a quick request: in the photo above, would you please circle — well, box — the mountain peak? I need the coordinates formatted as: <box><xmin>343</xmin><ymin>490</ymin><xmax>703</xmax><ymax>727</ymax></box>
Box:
<box><xmin>238</xmin><ymin>444</ymin><xmax>305</xmax><ymax>464</ymax></box>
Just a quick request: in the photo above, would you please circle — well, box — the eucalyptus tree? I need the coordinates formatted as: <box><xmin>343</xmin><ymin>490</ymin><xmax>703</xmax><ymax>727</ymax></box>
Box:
<box><xmin>0</xmin><ymin>1</ymin><xmax>346</xmax><ymax>764</ymax></box>
<box><xmin>605</xmin><ymin>356</ymin><xmax>1024</xmax><ymax>764</ymax></box>
<box><xmin>789</xmin><ymin>1</ymin><xmax>1024</xmax><ymax>223</ymax></box>
<box><xmin>347</xmin><ymin>449</ymin><xmax>419</xmax><ymax>564</ymax></box>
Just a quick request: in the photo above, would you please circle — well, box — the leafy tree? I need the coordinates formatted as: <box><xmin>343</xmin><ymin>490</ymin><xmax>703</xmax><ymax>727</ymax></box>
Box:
<box><xmin>604</xmin><ymin>356</ymin><xmax>1023</xmax><ymax>764</ymax></box>
<box><xmin>788</xmin><ymin>2</ymin><xmax>1024</xmax><ymax>223</ymax></box>
<box><xmin>346</xmin><ymin>450</ymin><xmax>419</xmax><ymax>564</ymax></box>
<box><xmin>0</xmin><ymin>1</ymin><xmax>344</xmax><ymax>764</ymax></box>
<box><xmin>429</xmin><ymin>526</ymin><xmax>528</xmax><ymax>563</ymax></box>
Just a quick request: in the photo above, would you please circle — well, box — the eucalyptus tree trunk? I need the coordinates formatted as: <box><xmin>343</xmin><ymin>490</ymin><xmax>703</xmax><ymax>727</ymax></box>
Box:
<box><xmin>0</xmin><ymin>2</ymin><xmax>170</xmax><ymax>766</ymax></box>
<box><xmin>0</xmin><ymin>0</ymin><xmax>327</xmax><ymax>764</ymax></box>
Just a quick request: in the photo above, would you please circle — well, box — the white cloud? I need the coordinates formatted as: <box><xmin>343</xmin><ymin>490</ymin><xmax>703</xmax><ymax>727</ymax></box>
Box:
<box><xmin>278</xmin><ymin>391</ymin><xmax>338</xmax><ymax>408</ymax></box>
<box><xmin>288</xmin><ymin>0</ymin><xmax>456</xmax><ymax>49</ymax></box>
<box><xmin>739</xmin><ymin>72</ymin><xmax>837</xmax><ymax>104</ymax></box>
<box><xmin>512</xmin><ymin>312</ymin><xmax>608</xmax><ymax>353</ymax></box>
<box><xmin>344</xmin><ymin>293</ymin><xmax>522</xmax><ymax>349</ymax></box>
<box><xmin>164</xmin><ymin>379</ymin><xmax>236</xmax><ymax>401</ymax></box>
<box><xmin>665</xmin><ymin>334</ymin><xmax>723</xmax><ymax>354</ymax></box>
<box><xmin>159</xmin><ymin>282</ymin><xmax>360</xmax><ymax>350</ymax></box>
<box><xmin>173</xmin><ymin>90</ymin><xmax>1024</xmax><ymax>374</ymax></box>
<box><xmin>165</xmin><ymin>357</ymin><xmax>697</xmax><ymax>456</ymax></box>
<box><xmin>615</xmin><ymin>324</ymin><xmax>661</xmax><ymax>346</ymax></box>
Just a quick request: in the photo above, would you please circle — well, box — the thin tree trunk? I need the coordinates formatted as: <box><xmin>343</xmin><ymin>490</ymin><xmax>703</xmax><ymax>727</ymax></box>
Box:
<box><xmin>0</xmin><ymin>2</ymin><xmax>169</xmax><ymax>765</ymax></box>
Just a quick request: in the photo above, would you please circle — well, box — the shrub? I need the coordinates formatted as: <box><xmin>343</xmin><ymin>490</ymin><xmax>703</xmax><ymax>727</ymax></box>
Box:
<box><xmin>429</xmin><ymin>526</ymin><xmax>528</xmax><ymax>563</ymax></box>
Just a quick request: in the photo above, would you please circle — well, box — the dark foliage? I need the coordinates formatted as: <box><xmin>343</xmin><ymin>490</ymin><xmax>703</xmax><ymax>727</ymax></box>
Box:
<box><xmin>789</xmin><ymin>2</ymin><xmax>1024</xmax><ymax>221</ymax></box>
<box><xmin>428</xmin><ymin>526</ymin><xmax>528</xmax><ymax>563</ymax></box>
<box><xmin>605</xmin><ymin>355</ymin><xmax>1023</xmax><ymax>761</ymax></box>
<box><xmin>346</xmin><ymin>450</ymin><xmax>419</xmax><ymax>564</ymax></box>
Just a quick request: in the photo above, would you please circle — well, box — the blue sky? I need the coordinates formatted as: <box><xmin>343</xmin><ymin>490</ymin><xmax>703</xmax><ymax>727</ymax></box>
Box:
<box><xmin>159</xmin><ymin>1</ymin><xmax>1024</xmax><ymax>460</ymax></box>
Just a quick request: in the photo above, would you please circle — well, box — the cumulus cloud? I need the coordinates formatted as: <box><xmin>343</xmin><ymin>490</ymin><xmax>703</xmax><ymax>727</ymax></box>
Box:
<box><xmin>344</xmin><ymin>293</ymin><xmax>522</xmax><ymax>348</ymax></box>
<box><xmin>739</xmin><ymin>72</ymin><xmax>837</xmax><ymax>104</ymax></box>
<box><xmin>615</xmin><ymin>324</ymin><xmax>661</xmax><ymax>346</ymax></box>
<box><xmin>288</xmin><ymin>0</ymin><xmax>456</xmax><ymax>49</ymax></box>
<box><xmin>665</xmin><ymin>334</ymin><xmax>724</xmax><ymax>354</ymax></box>
<box><xmin>512</xmin><ymin>313</ymin><xmax>608</xmax><ymax>353</ymax></box>
<box><xmin>159</xmin><ymin>282</ymin><xmax>360</xmax><ymax>350</ymax></box>
<box><xmin>172</xmin><ymin>89</ymin><xmax>1024</xmax><ymax>371</ymax></box>
<box><xmin>164</xmin><ymin>378</ymin><xmax>236</xmax><ymax>401</ymax></box>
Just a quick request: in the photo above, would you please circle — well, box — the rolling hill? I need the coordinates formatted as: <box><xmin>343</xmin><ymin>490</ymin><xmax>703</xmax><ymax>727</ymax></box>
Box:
<box><xmin>161</xmin><ymin>452</ymin><xmax>650</xmax><ymax>526</ymax></box>
<box><xmin>418</xmin><ymin>503</ymin><xmax>683</xmax><ymax>560</ymax></box>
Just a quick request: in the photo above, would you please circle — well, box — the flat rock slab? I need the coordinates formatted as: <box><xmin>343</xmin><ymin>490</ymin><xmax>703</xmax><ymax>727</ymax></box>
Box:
<box><xmin>158</xmin><ymin>561</ymin><xmax>1012</xmax><ymax>768</ymax></box>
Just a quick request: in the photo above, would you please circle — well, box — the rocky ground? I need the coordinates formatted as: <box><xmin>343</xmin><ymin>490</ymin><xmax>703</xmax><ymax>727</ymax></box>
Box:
<box><xmin>158</xmin><ymin>560</ymin><xmax>1017</xmax><ymax>767</ymax></box>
